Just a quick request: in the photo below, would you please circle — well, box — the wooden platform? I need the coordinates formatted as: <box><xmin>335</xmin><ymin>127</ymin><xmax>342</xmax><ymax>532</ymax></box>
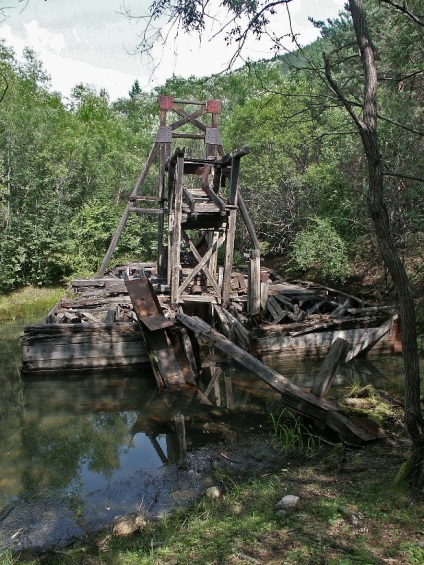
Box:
<box><xmin>21</xmin><ymin>265</ymin><xmax>400</xmax><ymax>373</ymax></box>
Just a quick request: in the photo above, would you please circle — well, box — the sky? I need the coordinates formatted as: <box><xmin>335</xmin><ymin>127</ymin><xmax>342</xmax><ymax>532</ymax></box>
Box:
<box><xmin>0</xmin><ymin>0</ymin><xmax>345</xmax><ymax>101</ymax></box>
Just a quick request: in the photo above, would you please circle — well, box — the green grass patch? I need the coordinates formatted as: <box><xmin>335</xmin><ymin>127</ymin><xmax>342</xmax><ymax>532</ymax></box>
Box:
<box><xmin>0</xmin><ymin>286</ymin><xmax>65</xmax><ymax>323</ymax></box>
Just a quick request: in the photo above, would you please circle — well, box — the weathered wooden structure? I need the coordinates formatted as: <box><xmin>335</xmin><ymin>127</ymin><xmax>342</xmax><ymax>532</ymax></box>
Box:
<box><xmin>96</xmin><ymin>96</ymin><xmax>260</xmax><ymax>312</ymax></box>
<box><xmin>21</xmin><ymin>97</ymin><xmax>403</xmax><ymax>443</ymax></box>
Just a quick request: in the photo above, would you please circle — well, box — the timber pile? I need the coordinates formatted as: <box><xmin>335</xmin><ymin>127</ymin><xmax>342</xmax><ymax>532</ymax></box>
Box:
<box><xmin>21</xmin><ymin>265</ymin><xmax>399</xmax><ymax>372</ymax></box>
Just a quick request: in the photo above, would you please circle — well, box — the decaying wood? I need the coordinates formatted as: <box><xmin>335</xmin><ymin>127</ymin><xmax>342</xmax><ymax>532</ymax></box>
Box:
<box><xmin>310</xmin><ymin>338</ymin><xmax>349</xmax><ymax>398</ymax></box>
<box><xmin>176</xmin><ymin>313</ymin><xmax>379</xmax><ymax>442</ymax></box>
<box><xmin>344</xmin><ymin>315</ymin><xmax>397</xmax><ymax>363</ymax></box>
<box><xmin>248</xmin><ymin>249</ymin><xmax>261</xmax><ymax>316</ymax></box>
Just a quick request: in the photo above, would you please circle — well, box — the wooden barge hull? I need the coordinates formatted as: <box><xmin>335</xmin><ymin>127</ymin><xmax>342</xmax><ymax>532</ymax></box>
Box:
<box><xmin>22</xmin><ymin>309</ymin><xmax>400</xmax><ymax>373</ymax></box>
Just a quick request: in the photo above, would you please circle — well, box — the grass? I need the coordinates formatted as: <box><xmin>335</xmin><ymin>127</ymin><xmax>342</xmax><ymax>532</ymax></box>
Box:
<box><xmin>270</xmin><ymin>409</ymin><xmax>322</xmax><ymax>456</ymax></box>
<box><xmin>3</xmin><ymin>399</ymin><xmax>423</xmax><ymax>565</ymax></box>
<box><xmin>0</xmin><ymin>286</ymin><xmax>65</xmax><ymax>323</ymax></box>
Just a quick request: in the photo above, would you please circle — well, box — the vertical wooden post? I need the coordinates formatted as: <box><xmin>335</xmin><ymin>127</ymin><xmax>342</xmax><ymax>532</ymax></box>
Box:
<box><xmin>157</xmin><ymin>108</ymin><xmax>168</xmax><ymax>279</ymax></box>
<box><xmin>206</xmin><ymin>230</ymin><xmax>219</xmax><ymax>282</ymax></box>
<box><xmin>222</xmin><ymin>156</ymin><xmax>240</xmax><ymax>306</ymax></box>
<box><xmin>222</xmin><ymin>211</ymin><xmax>237</xmax><ymax>306</ymax></box>
<box><xmin>171</xmin><ymin>150</ymin><xmax>184</xmax><ymax>308</ymax></box>
<box><xmin>248</xmin><ymin>249</ymin><xmax>261</xmax><ymax>316</ymax></box>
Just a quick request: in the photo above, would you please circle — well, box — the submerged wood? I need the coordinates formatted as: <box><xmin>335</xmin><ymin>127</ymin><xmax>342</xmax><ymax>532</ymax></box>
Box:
<box><xmin>176</xmin><ymin>313</ymin><xmax>379</xmax><ymax>442</ymax></box>
<box><xmin>310</xmin><ymin>338</ymin><xmax>349</xmax><ymax>398</ymax></box>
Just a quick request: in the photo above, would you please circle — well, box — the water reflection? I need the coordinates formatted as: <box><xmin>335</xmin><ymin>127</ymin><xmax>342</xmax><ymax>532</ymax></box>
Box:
<box><xmin>0</xmin><ymin>319</ymin><xmax>415</xmax><ymax>552</ymax></box>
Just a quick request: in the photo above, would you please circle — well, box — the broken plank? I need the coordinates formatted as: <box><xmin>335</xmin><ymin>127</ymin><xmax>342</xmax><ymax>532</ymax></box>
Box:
<box><xmin>176</xmin><ymin>313</ymin><xmax>378</xmax><ymax>442</ymax></box>
<box><xmin>269</xmin><ymin>296</ymin><xmax>284</xmax><ymax>317</ymax></box>
<box><xmin>330</xmin><ymin>298</ymin><xmax>351</xmax><ymax>318</ymax></box>
<box><xmin>222</xmin><ymin>307</ymin><xmax>250</xmax><ymax>351</ymax></box>
<box><xmin>310</xmin><ymin>338</ymin><xmax>350</xmax><ymax>398</ymax></box>
<box><xmin>344</xmin><ymin>315</ymin><xmax>397</xmax><ymax>363</ymax></box>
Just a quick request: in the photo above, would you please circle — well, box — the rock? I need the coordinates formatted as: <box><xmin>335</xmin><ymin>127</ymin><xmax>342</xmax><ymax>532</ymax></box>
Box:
<box><xmin>112</xmin><ymin>514</ymin><xmax>146</xmax><ymax>536</ymax></box>
<box><xmin>275</xmin><ymin>495</ymin><xmax>300</xmax><ymax>510</ymax></box>
<box><xmin>205</xmin><ymin>486</ymin><xmax>221</xmax><ymax>499</ymax></box>
<box><xmin>338</xmin><ymin>505</ymin><xmax>364</xmax><ymax>524</ymax></box>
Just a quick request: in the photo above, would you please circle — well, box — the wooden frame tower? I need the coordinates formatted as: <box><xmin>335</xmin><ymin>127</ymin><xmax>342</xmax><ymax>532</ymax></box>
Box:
<box><xmin>96</xmin><ymin>96</ymin><xmax>260</xmax><ymax>312</ymax></box>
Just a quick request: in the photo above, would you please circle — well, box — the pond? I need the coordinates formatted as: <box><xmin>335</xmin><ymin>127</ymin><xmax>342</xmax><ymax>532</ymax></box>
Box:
<box><xmin>0</xmin><ymin>316</ymin><xmax>414</xmax><ymax>552</ymax></box>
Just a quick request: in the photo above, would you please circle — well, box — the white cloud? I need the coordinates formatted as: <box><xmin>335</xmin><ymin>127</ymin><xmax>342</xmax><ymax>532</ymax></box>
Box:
<box><xmin>0</xmin><ymin>0</ymin><xmax>345</xmax><ymax>100</ymax></box>
<box><xmin>24</xmin><ymin>20</ymin><xmax>66</xmax><ymax>55</ymax></box>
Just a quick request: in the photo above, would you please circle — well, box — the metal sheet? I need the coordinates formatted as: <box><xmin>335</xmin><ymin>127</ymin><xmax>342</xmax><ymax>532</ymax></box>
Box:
<box><xmin>158</xmin><ymin>95</ymin><xmax>174</xmax><ymax>110</ymax></box>
<box><xmin>125</xmin><ymin>277</ymin><xmax>158</xmax><ymax>318</ymax></box>
<box><xmin>142</xmin><ymin>314</ymin><xmax>174</xmax><ymax>331</ymax></box>
<box><xmin>155</xmin><ymin>126</ymin><xmax>173</xmax><ymax>143</ymax></box>
<box><xmin>206</xmin><ymin>99</ymin><xmax>222</xmax><ymax>113</ymax></box>
<box><xmin>205</xmin><ymin>127</ymin><xmax>222</xmax><ymax>145</ymax></box>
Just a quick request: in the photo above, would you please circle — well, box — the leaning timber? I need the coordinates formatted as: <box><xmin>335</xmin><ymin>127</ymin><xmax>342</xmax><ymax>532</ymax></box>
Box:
<box><xmin>176</xmin><ymin>313</ymin><xmax>379</xmax><ymax>443</ymax></box>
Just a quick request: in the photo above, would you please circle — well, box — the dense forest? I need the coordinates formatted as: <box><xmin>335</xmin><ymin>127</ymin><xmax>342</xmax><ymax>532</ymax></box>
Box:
<box><xmin>0</xmin><ymin>1</ymin><xmax>422</xmax><ymax>306</ymax></box>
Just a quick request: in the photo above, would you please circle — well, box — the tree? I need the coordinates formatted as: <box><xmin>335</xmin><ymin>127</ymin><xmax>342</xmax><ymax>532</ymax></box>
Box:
<box><xmin>335</xmin><ymin>0</ymin><xmax>423</xmax><ymax>486</ymax></box>
<box><xmin>136</xmin><ymin>0</ymin><xmax>424</xmax><ymax>487</ymax></box>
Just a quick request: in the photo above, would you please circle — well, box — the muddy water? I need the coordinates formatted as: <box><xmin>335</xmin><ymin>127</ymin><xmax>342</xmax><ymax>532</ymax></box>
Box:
<box><xmin>0</xmin><ymin>319</ymin><xmax>415</xmax><ymax>552</ymax></box>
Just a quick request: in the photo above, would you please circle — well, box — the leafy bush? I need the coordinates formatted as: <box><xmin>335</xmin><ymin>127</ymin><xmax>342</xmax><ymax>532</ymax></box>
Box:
<box><xmin>290</xmin><ymin>217</ymin><xmax>351</xmax><ymax>282</ymax></box>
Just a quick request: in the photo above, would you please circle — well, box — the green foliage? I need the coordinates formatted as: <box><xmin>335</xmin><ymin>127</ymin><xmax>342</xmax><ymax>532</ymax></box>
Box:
<box><xmin>0</xmin><ymin>1</ymin><xmax>422</xmax><ymax>294</ymax></box>
<box><xmin>290</xmin><ymin>217</ymin><xmax>351</xmax><ymax>282</ymax></box>
<box><xmin>270</xmin><ymin>409</ymin><xmax>322</xmax><ymax>456</ymax></box>
<box><xmin>0</xmin><ymin>550</ymin><xmax>15</xmax><ymax>565</ymax></box>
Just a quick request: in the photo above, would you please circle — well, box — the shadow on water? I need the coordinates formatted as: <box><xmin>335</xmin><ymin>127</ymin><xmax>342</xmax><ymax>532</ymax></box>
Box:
<box><xmin>0</xmin><ymin>319</ymin><xmax>415</xmax><ymax>552</ymax></box>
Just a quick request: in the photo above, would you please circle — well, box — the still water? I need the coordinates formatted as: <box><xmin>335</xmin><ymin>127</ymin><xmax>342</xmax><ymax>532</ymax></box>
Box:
<box><xmin>0</xmin><ymin>318</ymin><xmax>412</xmax><ymax>551</ymax></box>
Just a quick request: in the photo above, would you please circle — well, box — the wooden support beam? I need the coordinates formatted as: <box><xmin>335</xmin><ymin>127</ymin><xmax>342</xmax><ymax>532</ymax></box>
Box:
<box><xmin>237</xmin><ymin>191</ymin><xmax>260</xmax><ymax>251</ymax></box>
<box><xmin>248</xmin><ymin>249</ymin><xmax>261</xmax><ymax>316</ymax></box>
<box><xmin>180</xmin><ymin>230</ymin><xmax>222</xmax><ymax>300</ymax></box>
<box><xmin>222</xmin><ymin>209</ymin><xmax>237</xmax><ymax>306</ymax></box>
<box><xmin>176</xmin><ymin>314</ymin><xmax>379</xmax><ymax>443</ymax></box>
<box><xmin>344</xmin><ymin>316</ymin><xmax>397</xmax><ymax>363</ymax></box>
<box><xmin>96</xmin><ymin>143</ymin><xmax>159</xmax><ymax>278</ymax></box>
<box><xmin>221</xmin><ymin>307</ymin><xmax>250</xmax><ymax>351</ymax></box>
<box><xmin>310</xmin><ymin>338</ymin><xmax>350</xmax><ymax>398</ymax></box>
<box><xmin>157</xmin><ymin>132</ymin><xmax>168</xmax><ymax>278</ymax></box>
<box><xmin>178</xmin><ymin>232</ymin><xmax>226</xmax><ymax>296</ymax></box>
<box><xmin>213</xmin><ymin>304</ymin><xmax>232</xmax><ymax>337</ymax></box>
<box><xmin>201</xmin><ymin>164</ymin><xmax>226</xmax><ymax>212</ymax></box>
<box><xmin>171</xmin><ymin>151</ymin><xmax>184</xmax><ymax>308</ymax></box>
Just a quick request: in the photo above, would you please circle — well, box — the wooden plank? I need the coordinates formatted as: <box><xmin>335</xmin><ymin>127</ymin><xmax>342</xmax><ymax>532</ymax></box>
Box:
<box><xmin>344</xmin><ymin>316</ymin><xmax>396</xmax><ymax>363</ymax></box>
<box><xmin>270</xmin><ymin>310</ymin><xmax>289</xmax><ymax>326</ymax></box>
<box><xmin>267</xmin><ymin>299</ymin><xmax>280</xmax><ymax>320</ymax></box>
<box><xmin>22</xmin><ymin>354</ymin><xmax>150</xmax><ymax>372</ymax></box>
<box><xmin>254</xmin><ymin>327</ymin><xmax>395</xmax><ymax>358</ymax></box>
<box><xmin>330</xmin><ymin>298</ymin><xmax>351</xmax><ymax>318</ymax></box>
<box><xmin>171</xmin><ymin>150</ymin><xmax>184</xmax><ymax>308</ymax></box>
<box><xmin>273</xmin><ymin>293</ymin><xmax>294</xmax><ymax>309</ymax></box>
<box><xmin>22</xmin><ymin>340</ymin><xmax>147</xmax><ymax>361</ymax></box>
<box><xmin>213</xmin><ymin>305</ymin><xmax>232</xmax><ymax>337</ymax></box>
<box><xmin>176</xmin><ymin>313</ymin><xmax>378</xmax><ymax>442</ymax></box>
<box><xmin>248</xmin><ymin>249</ymin><xmax>261</xmax><ymax>316</ymax></box>
<box><xmin>221</xmin><ymin>307</ymin><xmax>250</xmax><ymax>351</ymax></box>
<box><xmin>260</xmin><ymin>279</ymin><xmax>269</xmax><ymax>310</ymax></box>
<box><xmin>310</xmin><ymin>338</ymin><xmax>350</xmax><ymax>397</ymax></box>
<box><xmin>222</xmin><ymin>210</ymin><xmax>237</xmax><ymax>306</ymax></box>
<box><xmin>269</xmin><ymin>296</ymin><xmax>284</xmax><ymax>317</ymax></box>
<box><xmin>96</xmin><ymin>143</ymin><xmax>159</xmax><ymax>277</ymax></box>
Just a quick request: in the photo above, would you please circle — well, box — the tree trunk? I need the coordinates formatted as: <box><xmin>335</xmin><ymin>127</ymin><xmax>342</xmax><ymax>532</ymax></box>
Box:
<box><xmin>347</xmin><ymin>0</ymin><xmax>424</xmax><ymax>486</ymax></box>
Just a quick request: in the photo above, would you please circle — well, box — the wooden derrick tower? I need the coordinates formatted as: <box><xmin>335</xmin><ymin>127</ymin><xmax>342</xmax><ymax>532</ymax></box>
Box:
<box><xmin>97</xmin><ymin>96</ymin><xmax>260</xmax><ymax>313</ymax></box>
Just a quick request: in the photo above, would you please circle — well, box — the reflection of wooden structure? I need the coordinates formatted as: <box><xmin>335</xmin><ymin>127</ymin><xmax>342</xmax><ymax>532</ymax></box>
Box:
<box><xmin>97</xmin><ymin>97</ymin><xmax>260</xmax><ymax>312</ymax></box>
